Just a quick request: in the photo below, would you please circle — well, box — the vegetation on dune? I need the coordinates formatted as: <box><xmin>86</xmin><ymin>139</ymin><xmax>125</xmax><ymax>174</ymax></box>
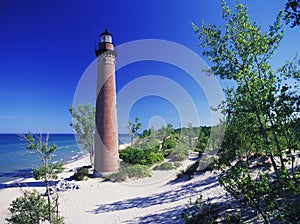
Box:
<box><xmin>115</xmin><ymin>121</ymin><xmax>212</xmax><ymax>182</ymax></box>
<box><xmin>188</xmin><ymin>0</ymin><xmax>300</xmax><ymax>223</ymax></box>
<box><xmin>7</xmin><ymin>134</ymin><xmax>64</xmax><ymax>224</ymax></box>
<box><xmin>6</xmin><ymin>190</ymin><xmax>64</xmax><ymax>224</ymax></box>
<box><xmin>105</xmin><ymin>164</ymin><xmax>152</xmax><ymax>182</ymax></box>
<box><xmin>73</xmin><ymin>166</ymin><xmax>90</xmax><ymax>181</ymax></box>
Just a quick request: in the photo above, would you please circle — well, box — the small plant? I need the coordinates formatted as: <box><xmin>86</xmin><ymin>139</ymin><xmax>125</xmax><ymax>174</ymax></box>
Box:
<box><xmin>105</xmin><ymin>167</ymin><xmax>128</xmax><ymax>182</ymax></box>
<box><xmin>126</xmin><ymin>164</ymin><xmax>152</xmax><ymax>179</ymax></box>
<box><xmin>73</xmin><ymin>167</ymin><xmax>89</xmax><ymax>181</ymax></box>
<box><xmin>105</xmin><ymin>164</ymin><xmax>152</xmax><ymax>182</ymax></box>
<box><xmin>224</xmin><ymin>210</ymin><xmax>241</xmax><ymax>224</ymax></box>
<box><xmin>6</xmin><ymin>190</ymin><xmax>63</xmax><ymax>224</ymax></box>
<box><xmin>181</xmin><ymin>194</ymin><xmax>219</xmax><ymax>224</ymax></box>
<box><xmin>169</xmin><ymin>147</ymin><xmax>189</xmax><ymax>162</ymax></box>
<box><xmin>153</xmin><ymin>162</ymin><xmax>176</xmax><ymax>171</ymax></box>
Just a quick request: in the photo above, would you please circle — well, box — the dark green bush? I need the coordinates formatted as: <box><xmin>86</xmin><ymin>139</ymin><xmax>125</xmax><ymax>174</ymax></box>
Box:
<box><xmin>6</xmin><ymin>190</ymin><xmax>64</xmax><ymax>224</ymax></box>
<box><xmin>119</xmin><ymin>147</ymin><xmax>164</xmax><ymax>165</ymax></box>
<box><xmin>162</xmin><ymin>137</ymin><xmax>178</xmax><ymax>150</ymax></box>
<box><xmin>119</xmin><ymin>147</ymin><xmax>145</xmax><ymax>164</ymax></box>
<box><xmin>73</xmin><ymin>167</ymin><xmax>89</xmax><ymax>181</ymax></box>
<box><xmin>7</xmin><ymin>190</ymin><xmax>49</xmax><ymax>224</ymax></box>
<box><xmin>144</xmin><ymin>151</ymin><xmax>164</xmax><ymax>164</ymax></box>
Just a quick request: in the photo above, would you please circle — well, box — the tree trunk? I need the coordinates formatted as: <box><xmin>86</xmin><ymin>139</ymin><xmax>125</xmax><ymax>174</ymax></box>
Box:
<box><xmin>45</xmin><ymin>179</ymin><xmax>52</xmax><ymax>223</ymax></box>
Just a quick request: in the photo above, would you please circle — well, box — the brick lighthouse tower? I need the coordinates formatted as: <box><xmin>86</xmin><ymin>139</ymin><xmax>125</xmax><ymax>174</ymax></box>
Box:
<box><xmin>94</xmin><ymin>29</ymin><xmax>119</xmax><ymax>176</ymax></box>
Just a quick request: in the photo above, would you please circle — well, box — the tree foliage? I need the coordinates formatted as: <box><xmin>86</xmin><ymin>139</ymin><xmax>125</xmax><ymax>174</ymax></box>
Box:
<box><xmin>69</xmin><ymin>104</ymin><xmax>95</xmax><ymax>165</ymax></box>
<box><xmin>16</xmin><ymin>133</ymin><xmax>64</xmax><ymax>223</ymax></box>
<box><xmin>128</xmin><ymin>117</ymin><xmax>142</xmax><ymax>146</ymax></box>
<box><xmin>193</xmin><ymin>0</ymin><xmax>300</xmax><ymax>222</ymax></box>
<box><xmin>284</xmin><ymin>0</ymin><xmax>300</xmax><ymax>27</ymax></box>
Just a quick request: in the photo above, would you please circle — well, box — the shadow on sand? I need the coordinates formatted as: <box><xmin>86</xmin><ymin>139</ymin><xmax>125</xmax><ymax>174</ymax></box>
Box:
<box><xmin>89</xmin><ymin>174</ymin><xmax>220</xmax><ymax>222</ymax></box>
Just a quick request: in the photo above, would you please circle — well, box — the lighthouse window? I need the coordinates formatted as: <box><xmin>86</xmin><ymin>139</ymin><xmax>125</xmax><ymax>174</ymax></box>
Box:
<box><xmin>101</xmin><ymin>35</ymin><xmax>112</xmax><ymax>43</ymax></box>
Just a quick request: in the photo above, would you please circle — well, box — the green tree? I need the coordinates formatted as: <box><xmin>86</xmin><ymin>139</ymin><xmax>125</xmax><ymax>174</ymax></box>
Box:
<box><xmin>127</xmin><ymin>117</ymin><xmax>142</xmax><ymax>146</ymax></box>
<box><xmin>284</xmin><ymin>0</ymin><xmax>300</xmax><ymax>27</ymax></box>
<box><xmin>20</xmin><ymin>133</ymin><xmax>64</xmax><ymax>223</ymax></box>
<box><xmin>69</xmin><ymin>104</ymin><xmax>95</xmax><ymax>166</ymax></box>
<box><xmin>193</xmin><ymin>0</ymin><xmax>300</xmax><ymax>222</ymax></box>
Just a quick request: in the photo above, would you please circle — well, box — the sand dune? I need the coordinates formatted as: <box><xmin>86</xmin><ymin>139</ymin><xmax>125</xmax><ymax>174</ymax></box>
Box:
<box><xmin>0</xmin><ymin>153</ymin><xmax>228</xmax><ymax>224</ymax></box>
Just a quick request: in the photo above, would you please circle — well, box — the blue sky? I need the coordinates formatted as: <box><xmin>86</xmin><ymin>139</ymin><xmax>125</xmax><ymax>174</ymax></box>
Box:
<box><xmin>0</xmin><ymin>0</ymin><xmax>299</xmax><ymax>134</ymax></box>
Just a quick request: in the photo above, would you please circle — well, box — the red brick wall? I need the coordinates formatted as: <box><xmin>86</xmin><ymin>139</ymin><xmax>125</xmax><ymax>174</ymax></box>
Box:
<box><xmin>94</xmin><ymin>45</ymin><xmax>119</xmax><ymax>174</ymax></box>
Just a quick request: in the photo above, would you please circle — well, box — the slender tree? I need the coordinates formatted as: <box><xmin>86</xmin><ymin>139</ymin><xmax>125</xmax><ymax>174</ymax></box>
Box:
<box><xmin>69</xmin><ymin>104</ymin><xmax>95</xmax><ymax>166</ymax></box>
<box><xmin>127</xmin><ymin>117</ymin><xmax>142</xmax><ymax>146</ymax></box>
<box><xmin>20</xmin><ymin>133</ymin><xmax>64</xmax><ymax>223</ymax></box>
<box><xmin>193</xmin><ymin>0</ymin><xmax>300</xmax><ymax>222</ymax></box>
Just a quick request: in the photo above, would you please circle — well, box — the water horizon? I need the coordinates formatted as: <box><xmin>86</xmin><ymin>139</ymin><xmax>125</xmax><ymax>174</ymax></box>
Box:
<box><xmin>0</xmin><ymin>133</ymin><xmax>130</xmax><ymax>187</ymax></box>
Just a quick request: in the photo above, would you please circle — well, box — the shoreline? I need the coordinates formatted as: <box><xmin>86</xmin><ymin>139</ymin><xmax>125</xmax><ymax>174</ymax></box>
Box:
<box><xmin>0</xmin><ymin>143</ymin><xmax>130</xmax><ymax>189</ymax></box>
<box><xmin>0</xmin><ymin>148</ymin><xmax>209</xmax><ymax>223</ymax></box>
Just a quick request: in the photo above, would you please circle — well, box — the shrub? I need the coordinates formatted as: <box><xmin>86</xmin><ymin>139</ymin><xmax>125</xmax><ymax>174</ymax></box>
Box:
<box><xmin>6</xmin><ymin>190</ymin><xmax>64</xmax><ymax>224</ymax></box>
<box><xmin>169</xmin><ymin>148</ymin><xmax>189</xmax><ymax>162</ymax></box>
<box><xmin>162</xmin><ymin>137</ymin><xmax>178</xmax><ymax>150</ymax></box>
<box><xmin>120</xmin><ymin>147</ymin><xmax>164</xmax><ymax>165</ymax></box>
<box><xmin>105</xmin><ymin>164</ymin><xmax>152</xmax><ymax>182</ymax></box>
<box><xmin>144</xmin><ymin>151</ymin><xmax>164</xmax><ymax>165</ymax></box>
<box><xmin>170</xmin><ymin>153</ymin><xmax>188</xmax><ymax>162</ymax></box>
<box><xmin>73</xmin><ymin>167</ymin><xmax>89</xmax><ymax>181</ymax></box>
<box><xmin>153</xmin><ymin>162</ymin><xmax>176</xmax><ymax>171</ymax></box>
<box><xmin>126</xmin><ymin>164</ymin><xmax>152</xmax><ymax>179</ymax></box>
<box><xmin>119</xmin><ymin>147</ymin><xmax>145</xmax><ymax>164</ymax></box>
<box><xmin>105</xmin><ymin>167</ymin><xmax>128</xmax><ymax>182</ymax></box>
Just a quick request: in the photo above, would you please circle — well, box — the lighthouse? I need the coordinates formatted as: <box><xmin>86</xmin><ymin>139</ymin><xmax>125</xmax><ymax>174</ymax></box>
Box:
<box><xmin>94</xmin><ymin>29</ymin><xmax>119</xmax><ymax>176</ymax></box>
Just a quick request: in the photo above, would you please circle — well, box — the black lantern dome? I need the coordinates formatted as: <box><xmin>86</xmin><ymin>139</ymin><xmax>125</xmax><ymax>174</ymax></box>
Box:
<box><xmin>100</xmin><ymin>29</ymin><xmax>113</xmax><ymax>43</ymax></box>
<box><xmin>95</xmin><ymin>29</ymin><xmax>115</xmax><ymax>57</ymax></box>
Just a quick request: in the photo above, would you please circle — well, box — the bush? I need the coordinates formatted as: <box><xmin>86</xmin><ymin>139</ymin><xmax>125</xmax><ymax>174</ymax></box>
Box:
<box><xmin>144</xmin><ymin>151</ymin><xmax>164</xmax><ymax>165</ymax></box>
<box><xmin>169</xmin><ymin>148</ymin><xmax>189</xmax><ymax>162</ymax></box>
<box><xmin>105</xmin><ymin>167</ymin><xmax>128</xmax><ymax>182</ymax></box>
<box><xmin>105</xmin><ymin>164</ymin><xmax>152</xmax><ymax>182</ymax></box>
<box><xmin>73</xmin><ymin>167</ymin><xmax>89</xmax><ymax>181</ymax></box>
<box><xmin>162</xmin><ymin>137</ymin><xmax>178</xmax><ymax>150</ymax></box>
<box><xmin>6</xmin><ymin>190</ymin><xmax>64</xmax><ymax>224</ymax></box>
<box><xmin>120</xmin><ymin>147</ymin><xmax>164</xmax><ymax>165</ymax></box>
<box><xmin>119</xmin><ymin>147</ymin><xmax>145</xmax><ymax>164</ymax></box>
<box><xmin>153</xmin><ymin>162</ymin><xmax>176</xmax><ymax>171</ymax></box>
<box><xmin>126</xmin><ymin>164</ymin><xmax>152</xmax><ymax>179</ymax></box>
<box><xmin>7</xmin><ymin>190</ymin><xmax>49</xmax><ymax>224</ymax></box>
<box><xmin>170</xmin><ymin>153</ymin><xmax>188</xmax><ymax>162</ymax></box>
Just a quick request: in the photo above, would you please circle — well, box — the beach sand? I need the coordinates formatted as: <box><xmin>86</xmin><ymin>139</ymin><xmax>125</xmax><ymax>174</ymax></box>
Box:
<box><xmin>0</xmin><ymin>149</ymin><xmax>228</xmax><ymax>224</ymax></box>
